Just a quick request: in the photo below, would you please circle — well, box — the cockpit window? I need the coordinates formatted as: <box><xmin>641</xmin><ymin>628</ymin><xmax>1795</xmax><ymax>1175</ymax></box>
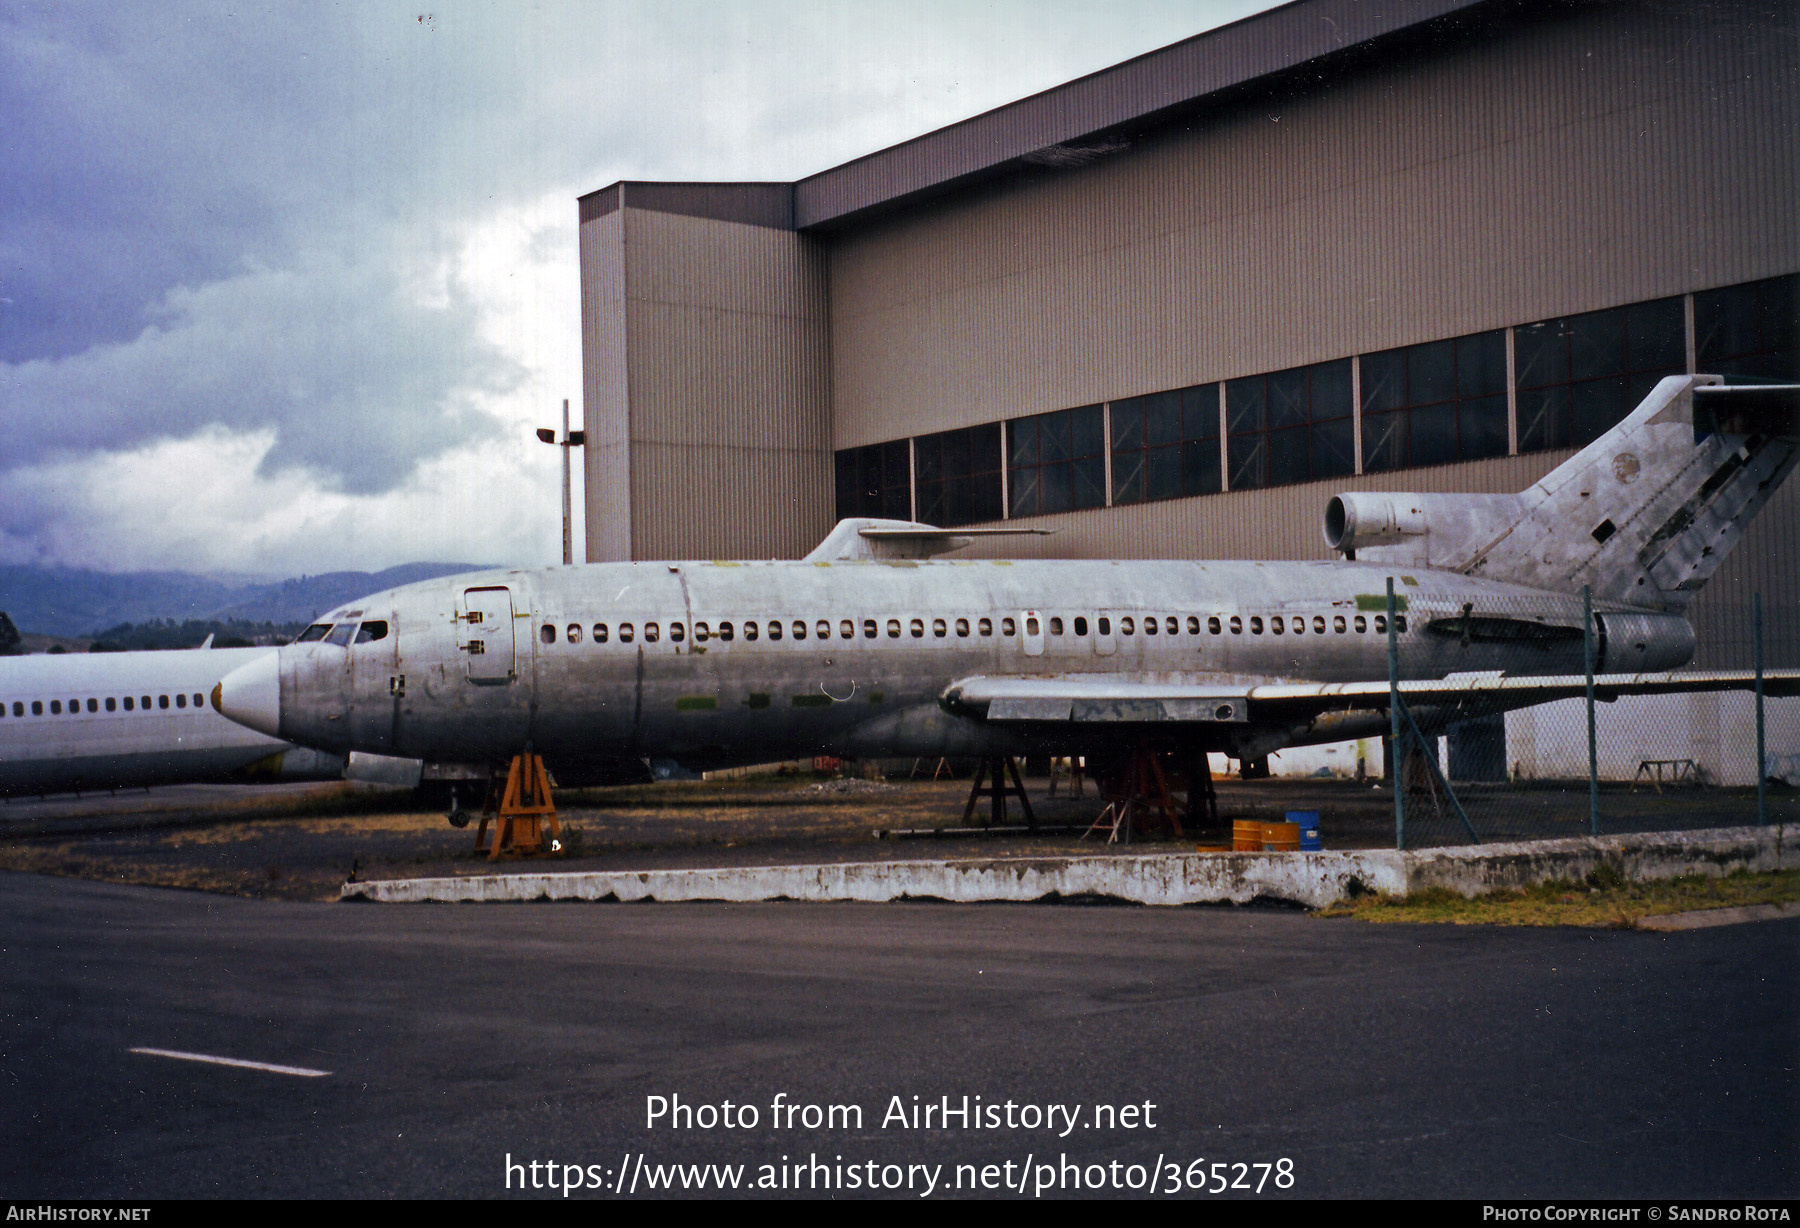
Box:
<box><xmin>354</xmin><ymin>620</ymin><xmax>389</xmax><ymax>644</ymax></box>
<box><xmin>324</xmin><ymin>623</ymin><xmax>356</xmax><ymax>647</ymax></box>
<box><xmin>296</xmin><ymin>624</ymin><xmax>333</xmax><ymax>643</ymax></box>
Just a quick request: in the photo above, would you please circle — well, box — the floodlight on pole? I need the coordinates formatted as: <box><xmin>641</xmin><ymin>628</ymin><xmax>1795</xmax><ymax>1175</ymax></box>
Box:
<box><xmin>537</xmin><ymin>399</ymin><xmax>586</xmax><ymax>565</ymax></box>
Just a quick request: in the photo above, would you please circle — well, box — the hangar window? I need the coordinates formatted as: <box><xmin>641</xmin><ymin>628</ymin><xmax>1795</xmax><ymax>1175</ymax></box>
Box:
<box><xmin>644</xmin><ymin>623</ymin><xmax>660</xmax><ymax>643</ymax></box>
<box><xmin>863</xmin><ymin>619</ymin><xmax>877</xmax><ymax>639</ymax></box>
<box><xmin>594</xmin><ymin>623</ymin><xmax>609</xmax><ymax>643</ymax></box>
<box><xmin>834</xmin><ymin>439</ymin><xmax>913</xmax><ymax>520</ymax></box>
<box><xmin>914</xmin><ymin>423</ymin><xmax>1004</xmax><ymax>527</ymax></box>
<box><xmin>355</xmin><ymin>621</ymin><xmax>389</xmax><ymax>644</ymax></box>
<box><xmin>1696</xmin><ymin>273</ymin><xmax>1798</xmax><ymax>382</ymax></box>
<box><xmin>766</xmin><ymin>620</ymin><xmax>781</xmax><ymax>641</ymax></box>
<box><xmin>541</xmin><ymin>624</ymin><xmax>556</xmax><ymax>644</ymax></box>
<box><xmin>1111</xmin><ymin>384</ymin><xmax>1221</xmax><ymax>505</ymax></box>
<box><xmin>744</xmin><ymin>621</ymin><xmax>759</xmax><ymax>641</ymax></box>
<box><xmin>1227</xmin><ymin>358</ymin><xmax>1353</xmax><ymax>490</ymax></box>
<box><xmin>566</xmin><ymin>623</ymin><xmax>583</xmax><ymax>644</ymax></box>
<box><xmin>979</xmin><ymin>617</ymin><xmax>993</xmax><ymax>636</ymax></box>
<box><xmin>1073</xmin><ymin>617</ymin><xmax>1087</xmax><ymax>636</ymax></box>
<box><xmin>887</xmin><ymin>619</ymin><xmax>901</xmax><ymax>638</ymax></box>
<box><xmin>670</xmin><ymin>623</ymin><xmax>685</xmax><ymax>643</ymax></box>
<box><xmin>840</xmin><ymin>620</ymin><xmax>854</xmax><ymax>639</ymax></box>
<box><xmin>718</xmin><ymin>622</ymin><xmax>734</xmax><ymax>642</ymax></box>
<box><xmin>1516</xmin><ymin>296</ymin><xmax>1685</xmax><ymax>452</ymax></box>
<box><xmin>1208</xmin><ymin>616</ymin><xmax>1222</xmax><ymax>635</ymax></box>
<box><xmin>910</xmin><ymin>619</ymin><xmax>924</xmax><ymax>638</ymax></box>
<box><xmin>296</xmin><ymin>623</ymin><xmax>333</xmax><ymax>643</ymax></box>
<box><xmin>933</xmin><ymin>618</ymin><xmax>947</xmax><ymax>638</ymax></box>
<box><xmin>1007</xmin><ymin>405</ymin><xmax>1105</xmax><ymax>517</ymax></box>
<box><xmin>1362</xmin><ymin>331</ymin><xmax>1507</xmax><ymax>473</ymax></box>
<box><xmin>105</xmin><ymin>697</ymin><xmax>116</xmax><ymax>712</ymax></box>
<box><xmin>1001</xmin><ymin>617</ymin><xmax>1016</xmax><ymax>636</ymax></box>
<box><xmin>619</xmin><ymin>623</ymin><xmax>635</xmax><ymax>643</ymax></box>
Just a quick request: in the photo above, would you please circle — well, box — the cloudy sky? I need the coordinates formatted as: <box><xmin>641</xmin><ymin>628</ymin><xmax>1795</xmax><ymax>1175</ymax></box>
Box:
<box><xmin>0</xmin><ymin>0</ymin><xmax>1274</xmax><ymax>577</ymax></box>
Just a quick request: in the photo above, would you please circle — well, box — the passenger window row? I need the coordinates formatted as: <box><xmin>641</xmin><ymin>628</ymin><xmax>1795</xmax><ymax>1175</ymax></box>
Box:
<box><xmin>536</xmin><ymin>610</ymin><xmax>1406</xmax><ymax>645</ymax></box>
<box><xmin>1</xmin><ymin>692</ymin><xmax>207</xmax><ymax>718</ymax></box>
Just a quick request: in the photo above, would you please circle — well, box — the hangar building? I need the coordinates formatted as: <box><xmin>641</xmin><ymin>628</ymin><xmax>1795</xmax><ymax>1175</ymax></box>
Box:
<box><xmin>577</xmin><ymin>0</ymin><xmax>1799</xmax><ymax>780</ymax></box>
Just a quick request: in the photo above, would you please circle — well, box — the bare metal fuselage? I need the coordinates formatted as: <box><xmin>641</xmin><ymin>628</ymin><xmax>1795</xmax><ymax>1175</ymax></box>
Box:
<box><xmin>271</xmin><ymin>557</ymin><xmax>1693</xmax><ymax>775</ymax></box>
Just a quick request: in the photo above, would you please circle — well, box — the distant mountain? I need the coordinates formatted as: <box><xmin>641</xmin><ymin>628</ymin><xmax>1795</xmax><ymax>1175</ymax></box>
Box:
<box><xmin>0</xmin><ymin>562</ymin><xmax>493</xmax><ymax>638</ymax></box>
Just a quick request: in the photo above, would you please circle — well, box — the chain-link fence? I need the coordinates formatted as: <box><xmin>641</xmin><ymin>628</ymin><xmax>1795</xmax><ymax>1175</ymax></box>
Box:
<box><xmin>1383</xmin><ymin>585</ymin><xmax>1795</xmax><ymax>849</ymax></box>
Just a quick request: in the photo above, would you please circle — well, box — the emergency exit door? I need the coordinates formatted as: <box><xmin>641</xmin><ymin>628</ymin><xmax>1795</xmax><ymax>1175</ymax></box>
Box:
<box><xmin>457</xmin><ymin>586</ymin><xmax>516</xmax><ymax>683</ymax></box>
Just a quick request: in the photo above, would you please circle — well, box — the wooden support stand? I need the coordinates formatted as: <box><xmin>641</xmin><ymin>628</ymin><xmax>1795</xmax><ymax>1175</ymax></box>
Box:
<box><xmin>474</xmin><ymin>753</ymin><xmax>564</xmax><ymax>861</ymax></box>
<box><xmin>962</xmin><ymin>756</ymin><xmax>1036</xmax><ymax>830</ymax></box>
<box><xmin>1085</xmin><ymin>746</ymin><xmax>1186</xmax><ymax>845</ymax></box>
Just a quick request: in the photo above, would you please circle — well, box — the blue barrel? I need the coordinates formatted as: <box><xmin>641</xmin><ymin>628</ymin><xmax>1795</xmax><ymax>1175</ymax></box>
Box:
<box><xmin>1288</xmin><ymin>810</ymin><xmax>1322</xmax><ymax>851</ymax></box>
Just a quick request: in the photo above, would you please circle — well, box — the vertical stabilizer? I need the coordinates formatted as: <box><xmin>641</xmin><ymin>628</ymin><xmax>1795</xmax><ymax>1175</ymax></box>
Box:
<box><xmin>1460</xmin><ymin>375</ymin><xmax>1800</xmax><ymax>609</ymax></box>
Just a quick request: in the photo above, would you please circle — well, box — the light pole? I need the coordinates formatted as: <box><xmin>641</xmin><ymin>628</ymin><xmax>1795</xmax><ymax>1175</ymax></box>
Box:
<box><xmin>536</xmin><ymin>399</ymin><xmax>586</xmax><ymax>565</ymax></box>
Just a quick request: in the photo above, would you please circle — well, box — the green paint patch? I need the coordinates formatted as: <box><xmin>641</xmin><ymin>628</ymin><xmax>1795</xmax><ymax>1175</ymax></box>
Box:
<box><xmin>1317</xmin><ymin>868</ymin><xmax>1800</xmax><ymax>927</ymax></box>
<box><xmin>1355</xmin><ymin>593</ymin><xmax>1408</xmax><ymax>612</ymax></box>
<box><xmin>743</xmin><ymin>693</ymin><xmax>770</xmax><ymax>709</ymax></box>
<box><xmin>791</xmin><ymin>694</ymin><xmax>833</xmax><ymax>708</ymax></box>
<box><xmin>674</xmin><ymin>696</ymin><xmax>717</xmax><ymax>711</ymax></box>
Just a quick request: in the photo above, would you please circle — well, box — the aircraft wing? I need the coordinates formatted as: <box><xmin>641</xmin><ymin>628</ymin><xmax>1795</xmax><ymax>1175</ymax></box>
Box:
<box><xmin>942</xmin><ymin>669</ymin><xmax>1800</xmax><ymax>725</ymax></box>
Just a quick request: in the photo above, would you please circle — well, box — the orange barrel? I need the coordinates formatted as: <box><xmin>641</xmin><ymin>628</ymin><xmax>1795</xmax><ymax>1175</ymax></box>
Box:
<box><xmin>1232</xmin><ymin>819</ymin><xmax>1264</xmax><ymax>851</ymax></box>
<box><xmin>1260</xmin><ymin>821</ymin><xmax>1301</xmax><ymax>851</ymax></box>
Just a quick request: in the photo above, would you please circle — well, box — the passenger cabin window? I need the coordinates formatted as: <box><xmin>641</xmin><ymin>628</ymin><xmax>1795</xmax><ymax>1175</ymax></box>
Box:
<box><xmin>1187</xmin><ymin>616</ymin><xmax>1201</xmax><ymax>634</ymax></box>
<box><xmin>670</xmin><ymin>623</ymin><xmax>685</xmax><ymax>643</ymax></box>
<box><xmin>193</xmin><ymin>693</ymin><xmax>203</xmax><ymax>707</ymax></box>
<box><xmin>356</xmin><ymin>620</ymin><xmax>389</xmax><ymax>644</ymax></box>
<box><xmin>159</xmin><ymin>695</ymin><xmax>170</xmax><ymax>709</ymax></box>
<box><xmin>1001</xmin><ymin>617</ymin><xmax>1016</xmax><ymax>636</ymax></box>
<box><xmin>791</xmin><ymin>620</ymin><xmax>805</xmax><ymax>640</ymax></box>
<box><xmin>619</xmin><ymin>623</ymin><xmax>635</xmax><ymax>644</ymax></box>
<box><xmin>817</xmin><ymin>620</ymin><xmax>831</xmax><ymax>640</ymax></box>
<box><xmin>1209</xmin><ymin>616</ymin><xmax>1222</xmax><ymax>634</ymax></box>
<box><xmin>176</xmin><ymin>694</ymin><xmax>187</xmax><ymax>708</ymax></box>
<box><xmin>1250</xmin><ymin>617</ymin><xmax>1264</xmax><ymax>634</ymax></box>
<box><xmin>840</xmin><ymin>620</ymin><xmax>854</xmax><ymax>639</ymax></box>
<box><xmin>297</xmin><ymin>623</ymin><xmax>332</xmax><ymax>643</ymax></box>
<box><xmin>324</xmin><ymin>624</ymin><xmax>355</xmax><ymax>647</ymax></box>
<box><xmin>718</xmin><ymin>621</ymin><xmax>734</xmax><ymax>641</ymax></box>
<box><xmin>594</xmin><ymin>623</ymin><xmax>609</xmax><ymax>643</ymax></box>
<box><xmin>1120</xmin><ymin>617</ymin><xmax>1135</xmax><ymax>635</ymax></box>
<box><xmin>106</xmin><ymin>698</ymin><xmax>116</xmax><ymax>711</ymax></box>
<box><xmin>766</xmin><ymin>621</ymin><xmax>780</xmax><ymax>641</ymax></box>
<box><xmin>644</xmin><ymin>623</ymin><xmax>660</xmax><ymax>643</ymax></box>
<box><xmin>1354</xmin><ymin>616</ymin><xmax>1367</xmax><ymax>633</ymax></box>
<box><xmin>1272</xmin><ymin>617</ymin><xmax>1284</xmax><ymax>635</ymax></box>
<box><xmin>1048</xmin><ymin>617</ymin><xmax>1062</xmax><ymax>635</ymax></box>
<box><xmin>958</xmin><ymin>618</ymin><xmax>973</xmax><ymax>637</ymax></box>
<box><xmin>140</xmin><ymin>695</ymin><xmax>150</xmax><ymax>709</ymax></box>
<box><xmin>88</xmin><ymin>698</ymin><xmax>99</xmax><ymax>712</ymax></box>
<box><xmin>566</xmin><ymin>624</ymin><xmax>583</xmax><ymax>644</ymax></box>
<box><xmin>1230</xmin><ymin>616</ymin><xmax>1243</xmax><ymax>634</ymax></box>
<box><xmin>887</xmin><ymin>620</ymin><xmax>901</xmax><ymax>638</ymax></box>
<box><xmin>123</xmin><ymin>696</ymin><xmax>133</xmax><ymax>711</ymax></box>
<box><xmin>1026</xmin><ymin>616</ymin><xmax>1040</xmax><ymax>636</ymax></box>
<box><xmin>1094</xmin><ymin>617</ymin><xmax>1107</xmax><ymax>636</ymax></box>
<box><xmin>541</xmin><ymin>624</ymin><xmax>556</xmax><ymax>644</ymax></box>
<box><xmin>694</xmin><ymin>622</ymin><xmax>709</xmax><ymax>642</ymax></box>
<box><xmin>910</xmin><ymin>619</ymin><xmax>924</xmax><ymax>638</ymax></box>
<box><xmin>1374</xmin><ymin>615</ymin><xmax>1388</xmax><ymax>633</ymax></box>
<box><xmin>50</xmin><ymin>700</ymin><xmax>61</xmax><ymax>714</ymax></box>
<box><xmin>745</xmin><ymin>621</ymin><xmax>760</xmax><ymax>641</ymax></box>
<box><xmin>863</xmin><ymin>619</ymin><xmax>877</xmax><ymax>639</ymax></box>
<box><xmin>1334</xmin><ymin>616</ymin><xmax>1346</xmax><ymax>633</ymax></box>
<box><xmin>1074</xmin><ymin>617</ymin><xmax>1088</xmax><ymax>636</ymax></box>
<box><xmin>31</xmin><ymin>701</ymin><xmax>42</xmax><ymax>715</ymax></box>
<box><xmin>1143</xmin><ymin>617</ymin><xmax>1156</xmax><ymax>636</ymax></box>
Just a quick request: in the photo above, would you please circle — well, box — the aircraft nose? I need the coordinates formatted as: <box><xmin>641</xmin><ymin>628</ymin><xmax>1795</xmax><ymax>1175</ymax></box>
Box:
<box><xmin>214</xmin><ymin>651</ymin><xmax>282</xmax><ymax>738</ymax></box>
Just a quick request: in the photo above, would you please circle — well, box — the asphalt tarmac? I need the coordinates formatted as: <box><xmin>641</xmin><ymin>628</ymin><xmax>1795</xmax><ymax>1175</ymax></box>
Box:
<box><xmin>1</xmin><ymin>871</ymin><xmax>1794</xmax><ymax>1200</ymax></box>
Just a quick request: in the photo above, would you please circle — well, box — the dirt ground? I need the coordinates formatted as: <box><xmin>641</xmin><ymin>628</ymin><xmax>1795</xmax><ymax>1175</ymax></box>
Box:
<box><xmin>0</xmin><ymin>770</ymin><xmax>1789</xmax><ymax>904</ymax></box>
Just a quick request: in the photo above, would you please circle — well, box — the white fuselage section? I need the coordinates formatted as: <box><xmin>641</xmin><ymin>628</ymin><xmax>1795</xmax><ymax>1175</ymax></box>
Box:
<box><xmin>0</xmin><ymin>647</ymin><xmax>342</xmax><ymax>795</ymax></box>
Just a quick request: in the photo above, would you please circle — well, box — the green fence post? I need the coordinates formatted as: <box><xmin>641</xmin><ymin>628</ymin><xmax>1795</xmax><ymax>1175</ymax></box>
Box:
<box><xmin>1756</xmin><ymin>592</ymin><xmax>1766</xmax><ymax>826</ymax></box>
<box><xmin>1389</xmin><ymin>577</ymin><xmax>1404</xmax><ymax>851</ymax></box>
<box><xmin>1584</xmin><ymin>584</ymin><xmax>1598</xmax><ymax>837</ymax></box>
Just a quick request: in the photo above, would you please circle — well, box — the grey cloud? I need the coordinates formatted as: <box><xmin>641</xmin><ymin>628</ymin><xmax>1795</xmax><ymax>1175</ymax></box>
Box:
<box><xmin>0</xmin><ymin>246</ymin><xmax>520</xmax><ymax>493</ymax></box>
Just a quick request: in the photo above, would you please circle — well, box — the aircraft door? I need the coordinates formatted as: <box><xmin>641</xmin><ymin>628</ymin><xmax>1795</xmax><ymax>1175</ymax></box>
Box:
<box><xmin>1094</xmin><ymin>612</ymin><xmax>1119</xmax><ymax>656</ymax></box>
<box><xmin>457</xmin><ymin>586</ymin><xmax>516</xmax><ymax>683</ymax></box>
<box><xmin>1021</xmin><ymin>610</ymin><xmax>1045</xmax><ymax>657</ymax></box>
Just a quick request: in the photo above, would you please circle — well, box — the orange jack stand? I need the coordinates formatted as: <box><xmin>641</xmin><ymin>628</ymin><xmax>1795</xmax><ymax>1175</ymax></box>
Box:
<box><xmin>1085</xmin><ymin>746</ymin><xmax>1185</xmax><ymax>845</ymax></box>
<box><xmin>474</xmin><ymin>753</ymin><xmax>564</xmax><ymax>861</ymax></box>
<box><xmin>962</xmin><ymin>756</ymin><xmax>1037</xmax><ymax>830</ymax></box>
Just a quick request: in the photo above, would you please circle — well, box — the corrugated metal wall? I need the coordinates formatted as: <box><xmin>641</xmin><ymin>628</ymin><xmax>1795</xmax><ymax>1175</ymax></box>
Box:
<box><xmin>825</xmin><ymin>2</ymin><xmax>1799</xmax><ymax>447</ymax></box>
<box><xmin>580</xmin><ymin>208</ymin><xmax>833</xmax><ymax>562</ymax></box>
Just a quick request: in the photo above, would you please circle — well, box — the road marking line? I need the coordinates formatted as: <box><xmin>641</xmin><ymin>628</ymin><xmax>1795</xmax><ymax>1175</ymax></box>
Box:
<box><xmin>129</xmin><ymin>1047</ymin><xmax>330</xmax><ymax>1077</ymax></box>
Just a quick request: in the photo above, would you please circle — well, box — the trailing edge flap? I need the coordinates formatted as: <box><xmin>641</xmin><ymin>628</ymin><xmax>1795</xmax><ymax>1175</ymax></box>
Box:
<box><xmin>804</xmin><ymin>518</ymin><xmax>1055</xmax><ymax>562</ymax></box>
<box><xmin>943</xmin><ymin>670</ymin><xmax>1800</xmax><ymax>723</ymax></box>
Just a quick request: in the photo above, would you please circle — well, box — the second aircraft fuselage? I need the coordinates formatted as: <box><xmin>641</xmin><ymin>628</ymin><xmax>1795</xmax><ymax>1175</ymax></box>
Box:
<box><xmin>258</xmin><ymin>557</ymin><xmax>1696</xmax><ymax>773</ymax></box>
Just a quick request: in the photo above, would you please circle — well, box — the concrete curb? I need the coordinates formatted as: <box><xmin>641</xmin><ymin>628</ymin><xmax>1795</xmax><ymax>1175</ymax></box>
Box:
<box><xmin>342</xmin><ymin>824</ymin><xmax>1790</xmax><ymax>907</ymax></box>
<box><xmin>1636</xmin><ymin>900</ymin><xmax>1800</xmax><ymax>931</ymax></box>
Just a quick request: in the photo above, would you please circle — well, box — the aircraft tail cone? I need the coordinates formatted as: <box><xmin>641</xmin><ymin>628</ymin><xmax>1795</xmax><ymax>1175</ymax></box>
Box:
<box><xmin>216</xmin><ymin>652</ymin><xmax>281</xmax><ymax>738</ymax></box>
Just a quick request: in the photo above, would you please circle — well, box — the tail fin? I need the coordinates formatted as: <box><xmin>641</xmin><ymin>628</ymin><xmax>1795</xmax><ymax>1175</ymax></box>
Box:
<box><xmin>1329</xmin><ymin>376</ymin><xmax>1800</xmax><ymax>609</ymax></box>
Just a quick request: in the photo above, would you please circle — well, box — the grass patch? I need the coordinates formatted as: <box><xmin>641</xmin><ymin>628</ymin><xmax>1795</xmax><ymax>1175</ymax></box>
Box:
<box><xmin>1317</xmin><ymin>868</ymin><xmax>1800</xmax><ymax>927</ymax></box>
